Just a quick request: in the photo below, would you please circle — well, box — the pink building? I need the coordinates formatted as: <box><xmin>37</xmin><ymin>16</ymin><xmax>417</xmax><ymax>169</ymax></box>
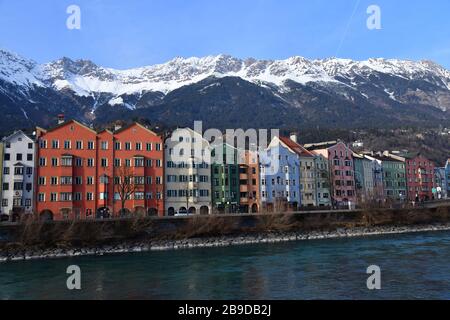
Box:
<box><xmin>307</xmin><ymin>142</ymin><xmax>356</xmax><ymax>205</ymax></box>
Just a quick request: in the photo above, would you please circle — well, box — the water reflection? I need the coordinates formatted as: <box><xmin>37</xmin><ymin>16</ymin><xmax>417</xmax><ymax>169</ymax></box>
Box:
<box><xmin>1</xmin><ymin>231</ymin><xmax>449</xmax><ymax>300</ymax></box>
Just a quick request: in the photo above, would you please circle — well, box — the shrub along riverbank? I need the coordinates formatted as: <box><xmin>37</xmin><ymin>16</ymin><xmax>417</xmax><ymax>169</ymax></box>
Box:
<box><xmin>1</xmin><ymin>206</ymin><xmax>450</xmax><ymax>262</ymax></box>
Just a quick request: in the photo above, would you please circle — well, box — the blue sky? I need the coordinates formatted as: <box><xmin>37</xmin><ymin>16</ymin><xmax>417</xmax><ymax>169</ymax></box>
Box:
<box><xmin>1</xmin><ymin>0</ymin><xmax>450</xmax><ymax>69</ymax></box>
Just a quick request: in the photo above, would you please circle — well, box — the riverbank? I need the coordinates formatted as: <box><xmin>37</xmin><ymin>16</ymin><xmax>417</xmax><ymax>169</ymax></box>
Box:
<box><xmin>1</xmin><ymin>223</ymin><xmax>450</xmax><ymax>263</ymax></box>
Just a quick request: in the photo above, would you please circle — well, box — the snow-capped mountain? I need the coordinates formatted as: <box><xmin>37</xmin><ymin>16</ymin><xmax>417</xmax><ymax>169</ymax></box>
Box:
<box><xmin>1</xmin><ymin>48</ymin><xmax>450</xmax><ymax>133</ymax></box>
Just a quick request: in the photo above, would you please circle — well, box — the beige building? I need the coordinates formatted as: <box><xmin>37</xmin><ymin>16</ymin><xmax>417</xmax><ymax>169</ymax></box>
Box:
<box><xmin>164</xmin><ymin>128</ymin><xmax>212</xmax><ymax>215</ymax></box>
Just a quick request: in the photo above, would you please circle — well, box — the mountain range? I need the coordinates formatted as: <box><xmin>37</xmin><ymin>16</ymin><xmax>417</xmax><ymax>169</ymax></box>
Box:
<box><xmin>1</xmin><ymin>48</ymin><xmax>450</xmax><ymax>134</ymax></box>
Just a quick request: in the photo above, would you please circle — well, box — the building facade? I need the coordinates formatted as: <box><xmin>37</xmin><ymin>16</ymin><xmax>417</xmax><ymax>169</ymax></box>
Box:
<box><xmin>211</xmin><ymin>143</ymin><xmax>240</xmax><ymax>213</ymax></box>
<box><xmin>313</xmin><ymin>152</ymin><xmax>331</xmax><ymax>207</ymax></box>
<box><xmin>434</xmin><ymin>167</ymin><xmax>447</xmax><ymax>199</ymax></box>
<box><xmin>35</xmin><ymin>120</ymin><xmax>164</xmax><ymax>221</ymax></box>
<box><xmin>373</xmin><ymin>155</ymin><xmax>407</xmax><ymax>201</ymax></box>
<box><xmin>402</xmin><ymin>153</ymin><xmax>435</xmax><ymax>201</ymax></box>
<box><xmin>165</xmin><ymin>128</ymin><xmax>211</xmax><ymax>216</ymax></box>
<box><xmin>311</xmin><ymin>142</ymin><xmax>357</xmax><ymax>206</ymax></box>
<box><xmin>1</xmin><ymin>131</ymin><xmax>35</xmax><ymax>219</ymax></box>
<box><xmin>260</xmin><ymin>137</ymin><xmax>301</xmax><ymax>212</ymax></box>
<box><xmin>280</xmin><ymin>136</ymin><xmax>317</xmax><ymax>207</ymax></box>
<box><xmin>353</xmin><ymin>154</ymin><xmax>377</xmax><ymax>203</ymax></box>
<box><xmin>238</xmin><ymin>150</ymin><xmax>260</xmax><ymax>213</ymax></box>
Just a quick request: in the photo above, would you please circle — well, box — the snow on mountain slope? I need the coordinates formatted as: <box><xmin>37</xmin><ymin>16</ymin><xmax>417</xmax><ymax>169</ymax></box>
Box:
<box><xmin>2</xmin><ymin>48</ymin><xmax>450</xmax><ymax>101</ymax></box>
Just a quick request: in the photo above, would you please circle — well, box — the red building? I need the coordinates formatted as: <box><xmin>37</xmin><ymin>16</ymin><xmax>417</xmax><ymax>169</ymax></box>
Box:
<box><xmin>402</xmin><ymin>153</ymin><xmax>435</xmax><ymax>201</ymax></box>
<box><xmin>35</xmin><ymin>119</ymin><xmax>164</xmax><ymax>220</ymax></box>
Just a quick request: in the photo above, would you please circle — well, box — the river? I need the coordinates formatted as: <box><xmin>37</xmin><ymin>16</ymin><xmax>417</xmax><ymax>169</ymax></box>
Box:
<box><xmin>1</xmin><ymin>231</ymin><xmax>449</xmax><ymax>300</ymax></box>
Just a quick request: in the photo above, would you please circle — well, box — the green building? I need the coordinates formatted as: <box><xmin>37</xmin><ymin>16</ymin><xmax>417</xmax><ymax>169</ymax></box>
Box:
<box><xmin>211</xmin><ymin>143</ymin><xmax>240</xmax><ymax>213</ymax></box>
<box><xmin>375</xmin><ymin>155</ymin><xmax>407</xmax><ymax>201</ymax></box>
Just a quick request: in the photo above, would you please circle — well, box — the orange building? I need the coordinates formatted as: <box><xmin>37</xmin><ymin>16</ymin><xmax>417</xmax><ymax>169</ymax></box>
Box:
<box><xmin>238</xmin><ymin>150</ymin><xmax>261</xmax><ymax>213</ymax></box>
<box><xmin>35</xmin><ymin>118</ymin><xmax>164</xmax><ymax>220</ymax></box>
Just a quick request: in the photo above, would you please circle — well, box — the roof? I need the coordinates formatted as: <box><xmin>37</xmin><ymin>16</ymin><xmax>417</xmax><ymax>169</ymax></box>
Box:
<box><xmin>304</xmin><ymin>141</ymin><xmax>339</xmax><ymax>151</ymax></box>
<box><xmin>372</xmin><ymin>155</ymin><xmax>404</xmax><ymax>163</ymax></box>
<box><xmin>39</xmin><ymin>120</ymin><xmax>97</xmax><ymax>135</ymax></box>
<box><xmin>114</xmin><ymin>122</ymin><xmax>158</xmax><ymax>136</ymax></box>
<box><xmin>279</xmin><ymin>137</ymin><xmax>314</xmax><ymax>158</ymax></box>
<box><xmin>2</xmin><ymin>130</ymin><xmax>34</xmax><ymax>143</ymax></box>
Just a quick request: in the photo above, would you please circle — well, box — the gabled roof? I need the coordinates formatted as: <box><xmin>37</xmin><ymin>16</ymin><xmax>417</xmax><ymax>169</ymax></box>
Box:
<box><xmin>279</xmin><ymin>137</ymin><xmax>314</xmax><ymax>158</ymax></box>
<box><xmin>114</xmin><ymin>122</ymin><xmax>158</xmax><ymax>136</ymax></box>
<box><xmin>39</xmin><ymin>119</ymin><xmax>97</xmax><ymax>135</ymax></box>
<box><xmin>2</xmin><ymin>130</ymin><xmax>34</xmax><ymax>143</ymax></box>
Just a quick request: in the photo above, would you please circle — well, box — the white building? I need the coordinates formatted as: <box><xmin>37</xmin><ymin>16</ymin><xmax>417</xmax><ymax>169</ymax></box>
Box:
<box><xmin>164</xmin><ymin>128</ymin><xmax>212</xmax><ymax>215</ymax></box>
<box><xmin>259</xmin><ymin>136</ymin><xmax>301</xmax><ymax>211</ymax></box>
<box><xmin>1</xmin><ymin>131</ymin><xmax>35</xmax><ymax>219</ymax></box>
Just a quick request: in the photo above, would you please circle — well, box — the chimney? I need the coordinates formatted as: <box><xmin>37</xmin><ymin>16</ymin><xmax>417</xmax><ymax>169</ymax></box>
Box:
<box><xmin>57</xmin><ymin>114</ymin><xmax>65</xmax><ymax>125</ymax></box>
<box><xmin>114</xmin><ymin>121</ymin><xmax>123</xmax><ymax>131</ymax></box>
<box><xmin>290</xmin><ymin>133</ymin><xmax>298</xmax><ymax>143</ymax></box>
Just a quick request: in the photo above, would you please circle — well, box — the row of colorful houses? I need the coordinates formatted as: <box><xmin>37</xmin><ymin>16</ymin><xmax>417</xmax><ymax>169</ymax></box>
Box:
<box><xmin>0</xmin><ymin>117</ymin><xmax>449</xmax><ymax>221</ymax></box>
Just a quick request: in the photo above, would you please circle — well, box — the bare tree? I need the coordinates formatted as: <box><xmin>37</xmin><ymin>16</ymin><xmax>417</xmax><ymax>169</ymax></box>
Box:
<box><xmin>115</xmin><ymin>166</ymin><xmax>138</xmax><ymax>217</ymax></box>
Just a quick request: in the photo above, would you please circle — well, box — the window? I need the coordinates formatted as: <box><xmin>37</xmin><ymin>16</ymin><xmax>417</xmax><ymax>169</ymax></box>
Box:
<box><xmin>39</xmin><ymin>139</ymin><xmax>47</xmax><ymax>149</ymax></box>
<box><xmin>60</xmin><ymin>177</ymin><xmax>73</xmax><ymax>185</ymax></box>
<box><xmin>14</xmin><ymin>167</ymin><xmax>24</xmax><ymax>175</ymax></box>
<box><xmin>87</xmin><ymin>177</ymin><xmax>94</xmax><ymax>185</ymax></box>
<box><xmin>99</xmin><ymin>192</ymin><xmax>108</xmax><ymax>200</ymax></box>
<box><xmin>74</xmin><ymin>193</ymin><xmax>82</xmax><ymax>201</ymax></box>
<box><xmin>87</xmin><ymin>158</ymin><xmax>95</xmax><ymax>167</ymax></box>
<box><xmin>75</xmin><ymin>177</ymin><xmax>82</xmax><ymax>185</ymax></box>
<box><xmin>38</xmin><ymin>193</ymin><xmax>45</xmax><ymax>202</ymax></box>
<box><xmin>146</xmin><ymin>176</ymin><xmax>152</xmax><ymax>185</ymax></box>
<box><xmin>125</xmin><ymin>142</ymin><xmax>131</xmax><ymax>150</ymax></box>
<box><xmin>100</xmin><ymin>176</ymin><xmax>109</xmax><ymax>184</ymax></box>
<box><xmin>134</xmin><ymin>192</ymin><xmax>144</xmax><ymax>200</ymax></box>
<box><xmin>156</xmin><ymin>177</ymin><xmax>162</xmax><ymax>185</ymax></box>
<box><xmin>146</xmin><ymin>143</ymin><xmax>152</xmax><ymax>151</ymax></box>
<box><xmin>2</xmin><ymin>183</ymin><xmax>9</xmax><ymax>191</ymax></box>
<box><xmin>101</xmin><ymin>158</ymin><xmax>108</xmax><ymax>167</ymax></box>
<box><xmin>114</xmin><ymin>142</ymin><xmax>121</xmax><ymax>150</ymax></box>
<box><xmin>114</xmin><ymin>158</ymin><xmax>121</xmax><ymax>167</ymax></box>
<box><xmin>75</xmin><ymin>158</ymin><xmax>83</xmax><ymax>167</ymax></box>
<box><xmin>87</xmin><ymin>141</ymin><xmax>95</xmax><ymax>150</ymax></box>
<box><xmin>27</xmin><ymin>154</ymin><xmax>33</xmax><ymax>161</ymax></box>
<box><xmin>156</xmin><ymin>143</ymin><xmax>161</xmax><ymax>151</ymax></box>
<box><xmin>16</xmin><ymin>153</ymin><xmax>23</xmax><ymax>161</ymax></box>
<box><xmin>86</xmin><ymin>193</ymin><xmax>94</xmax><ymax>201</ymax></box>
<box><xmin>76</xmin><ymin>140</ymin><xmax>83</xmax><ymax>149</ymax></box>
<box><xmin>52</xmin><ymin>140</ymin><xmax>59</xmax><ymax>149</ymax></box>
<box><xmin>64</xmin><ymin>140</ymin><xmax>71</xmax><ymax>149</ymax></box>
<box><xmin>50</xmin><ymin>193</ymin><xmax>58</xmax><ymax>202</ymax></box>
<box><xmin>39</xmin><ymin>157</ymin><xmax>46</xmax><ymax>167</ymax></box>
<box><xmin>125</xmin><ymin>159</ymin><xmax>131</xmax><ymax>167</ymax></box>
<box><xmin>101</xmin><ymin>141</ymin><xmax>108</xmax><ymax>150</ymax></box>
<box><xmin>136</xmin><ymin>142</ymin><xmax>142</xmax><ymax>151</ymax></box>
<box><xmin>60</xmin><ymin>193</ymin><xmax>72</xmax><ymax>201</ymax></box>
<box><xmin>37</xmin><ymin>176</ymin><xmax>45</xmax><ymax>185</ymax></box>
<box><xmin>61</xmin><ymin>157</ymin><xmax>73</xmax><ymax>167</ymax></box>
<box><xmin>134</xmin><ymin>176</ymin><xmax>145</xmax><ymax>185</ymax></box>
<box><xmin>28</xmin><ymin>143</ymin><xmax>33</xmax><ymax>149</ymax></box>
<box><xmin>2</xmin><ymin>199</ymin><xmax>7</xmax><ymax>207</ymax></box>
<box><xmin>51</xmin><ymin>177</ymin><xmax>58</xmax><ymax>185</ymax></box>
<box><xmin>146</xmin><ymin>159</ymin><xmax>153</xmax><ymax>167</ymax></box>
<box><xmin>4</xmin><ymin>154</ymin><xmax>10</xmax><ymax>161</ymax></box>
<box><xmin>51</xmin><ymin>158</ymin><xmax>58</xmax><ymax>167</ymax></box>
<box><xmin>134</xmin><ymin>157</ymin><xmax>144</xmax><ymax>167</ymax></box>
<box><xmin>26</xmin><ymin>183</ymin><xmax>32</xmax><ymax>192</ymax></box>
<box><xmin>156</xmin><ymin>160</ymin><xmax>162</xmax><ymax>167</ymax></box>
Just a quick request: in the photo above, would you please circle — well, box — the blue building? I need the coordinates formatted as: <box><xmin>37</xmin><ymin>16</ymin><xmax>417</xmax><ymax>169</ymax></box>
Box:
<box><xmin>434</xmin><ymin>159</ymin><xmax>450</xmax><ymax>199</ymax></box>
<box><xmin>260</xmin><ymin>137</ymin><xmax>301</xmax><ymax>212</ymax></box>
